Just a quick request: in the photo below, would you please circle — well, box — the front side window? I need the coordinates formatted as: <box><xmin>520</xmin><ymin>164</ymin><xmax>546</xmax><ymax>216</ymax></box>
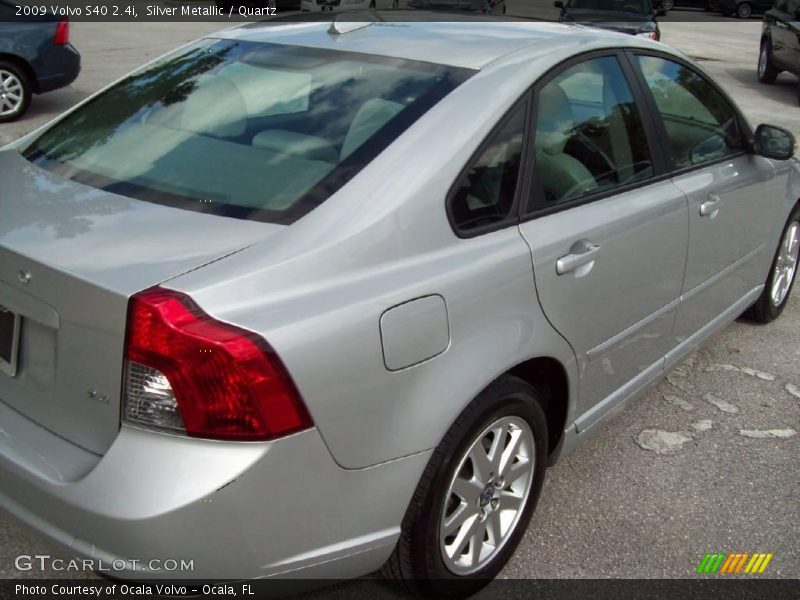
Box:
<box><xmin>23</xmin><ymin>40</ymin><xmax>472</xmax><ymax>224</ymax></box>
<box><xmin>449</xmin><ymin>102</ymin><xmax>526</xmax><ymax>233</ymax></box>
<box><xmin>533</xmin><ymin>56</ymin><xmax>653</xmax><ymax>206</ymax></box>
<box><xmin>636</xmin><ymin>55</ymin><xmax>744</xmax><ymax>169</ymax></box>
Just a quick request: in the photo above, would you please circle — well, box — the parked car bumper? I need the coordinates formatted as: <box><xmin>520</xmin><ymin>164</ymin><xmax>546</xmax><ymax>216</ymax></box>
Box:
<box><xmin>0</xmin><ymin>399</ymin><xmax>428</xmax><ymax>580</ymax></box>
<box><xmin>34</xmin><ymin>43</ymin><xmax>80</xmax><ymax>94</ymax></box>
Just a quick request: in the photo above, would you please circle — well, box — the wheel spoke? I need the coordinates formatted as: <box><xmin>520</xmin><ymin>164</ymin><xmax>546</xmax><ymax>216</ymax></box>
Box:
<box><xmin>449</xmin><ymin>513</ymin><xmax>480</xmax><ymax>559</ymax></box>
<box><xmin>486</xmin><ymin>509</ymin><xmax>503</xmax><ymax>546</ymax></box>
<box><xmin>468</xmin><ymin>520</ymin><xmax>487</xmax><ymax>565</ymax></box>
<box><xmin>498</xmin><ymin>427</ymin><xmax>524</xmax><ymax>477</ymax></box>
<box><xmin>487</xmin><ymin>425</ymin><xmax>507</xmax><ymax>473</ymax></box>
<box><xmin>468</xmin><ymin>443</ymin><xmax>493</xmax><ymax>484</ymax></box>
<box><xmin>451</xmin><ymin>475</ymin><xmax>483</xmax><ymax>502</ymax></box>
<box><xmin>504</xmin><ymin>457</ymin><xmax>530</xmax><ymax>486</ymax></box>
<box><xmin>772</xmin><ymin>271</ymin><xmax>786</xmax><ymax>304</ymax></box>
<box><xmin>499</xmin><ymin>492</ymin><xmax>523</xmax><ymax>512</ymax></box>
<box><xmin>443</xmin><ymin>501</ymin><xmax>478</xmax><ymax>537</ymax></box>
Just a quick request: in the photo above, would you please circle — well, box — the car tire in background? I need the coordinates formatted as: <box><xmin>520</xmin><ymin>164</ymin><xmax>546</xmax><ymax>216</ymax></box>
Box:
<box><xmin>0</xmin><ymin>60</ymin><xmax>32</xmax><ymax>123</ymax></box>
<box><xmin>735</xmin><ymin>1</ymin><xmax>752</xmax><ymax>17</ymax></box>
<box><xmin>381</xmin><ymin>376</ymin><xmax>548</xmax><ymax>598</ymax></box>
<box><xmin>744</xmin><ymin>204</ymin><xmax>800</xmax><ymax>323</ymax></box>
<box><xmin>661</xmin><ymin>0</ymin><xmax>675</xmax><ymax>11</ymax></box>
<box><xmin>757</xmin><ymin>39</ymin><xmax>780</xmax><ymax>84</ymax></box>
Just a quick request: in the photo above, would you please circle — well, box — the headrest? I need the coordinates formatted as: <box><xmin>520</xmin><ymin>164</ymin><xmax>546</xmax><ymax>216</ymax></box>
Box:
<box><xmin>535</xmin><ymin>83</ymin><xmax>574</xmax><ymax>156</ymax></box>
<box><xmin>149</xmin><ymin>75</ymin><xmax>247</xmax><ymax>139</ymax></box>
<box><xmin>341</xmin><ymin>98</ymin><xmax>404</xmax><ymax>160</ymax></box>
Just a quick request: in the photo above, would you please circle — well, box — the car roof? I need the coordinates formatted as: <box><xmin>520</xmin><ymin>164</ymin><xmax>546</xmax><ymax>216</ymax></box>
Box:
<box><xmin>217</xmin><ymin>15</ymin><xmax>655</xmax><ymax>70</ymax></box>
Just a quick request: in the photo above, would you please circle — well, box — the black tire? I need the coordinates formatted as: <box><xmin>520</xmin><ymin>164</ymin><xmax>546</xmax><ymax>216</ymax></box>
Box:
<box><xmin>757</xmin><ymin>39</ymin><xmax>780</xmax><ymax>84</ymax></box>
<box><xmin>661</xmin><ymin>0</ymin><xmax>674</xmax><ymax>11</ymax></box>
<box><xmin>0</xmin><ymin>60</ymin><xmax>32</xmax><ymax>124</ymax></box>
<box><xmin>381</xmin><ymin>375</ymin><xmax>548</xmax><ymax>598</ymax></box>
<box><xmin>744</xmin><ymin>204</ymin><xmax>800</xmax><ymax>323</ymax></box>
<box><xmin>735</xmin><ymin>1</ymin><xmax>752</xmax><ymax>17</ymax></box>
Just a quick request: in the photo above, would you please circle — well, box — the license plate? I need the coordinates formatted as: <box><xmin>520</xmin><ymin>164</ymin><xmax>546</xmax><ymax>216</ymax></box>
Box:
<box><xmin>0</xmin><ymin>305</ymin><xmax>21</xmax><ymax>377</ymax></box>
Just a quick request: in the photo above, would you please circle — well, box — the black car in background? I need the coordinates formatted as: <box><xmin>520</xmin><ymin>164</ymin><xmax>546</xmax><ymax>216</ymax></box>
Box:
<box><xmin>0</xmin><ymin>0</ymin><xmax>80</xmax><ymax>122</ymax></box>
<box><xmin>555</xmin><ymin>0</ymin><xmax>663</xmax><ymax>39</ymax></box>
<box><xmin>717</xmin><ymin>0</ymin><xmax>772</xmax><ymax>16</ymax></box>
<box><xmin>659</xmin><ymin>0</ymin><xmax>713</xmax><ymax>11</ymax></box>
<box><xmin>758</xmin><ymin>0</ymin><xmax>800</xmax><ymax>104</ymax></box>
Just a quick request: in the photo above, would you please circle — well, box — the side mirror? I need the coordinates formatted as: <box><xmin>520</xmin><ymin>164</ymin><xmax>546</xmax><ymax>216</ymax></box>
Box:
<box><xmin>754</xmin><ymin>124</ymin><xmax>796</xmax><ymax>160</ymax></box>
<box><xmin>554</xmin><ymin>0</ymin><xmax>564</xmax><ymax>7</ymax></box>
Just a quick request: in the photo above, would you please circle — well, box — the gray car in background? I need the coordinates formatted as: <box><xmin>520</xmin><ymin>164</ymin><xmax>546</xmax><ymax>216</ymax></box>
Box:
<box><xmin>0</xmin><ymin>19</ymin><xmax>798</xmax><ymax>597</ymax></box>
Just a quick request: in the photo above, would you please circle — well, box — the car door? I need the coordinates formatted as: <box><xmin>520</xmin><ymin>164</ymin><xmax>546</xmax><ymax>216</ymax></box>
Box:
<box><xmin>775</xmin><ymin>0</ymin><xmax>800</xmax><ymax>71</ymax></box>
<box><xmin>767</xmin><ymin>0</ymin><xmax>795</xmax><ymax>69</ymax></box>
<box><xmin>517</xmin><ymin>52</ymin><xmax>689</xmax><ymax>430</ymax></box>
<box><xmin>631</xmin><ymin>52</ymin><xmax>778</xmax><ymax>347</ymax></box>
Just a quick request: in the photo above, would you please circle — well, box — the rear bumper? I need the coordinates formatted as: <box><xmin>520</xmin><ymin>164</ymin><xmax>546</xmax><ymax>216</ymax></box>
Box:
<box><xmin>0</xmin><ymin>401</ymin><xmax>429</xmax><ymax>580</ymax></box>
<box><xmin>34</xmin><ymin>44</ymin><xmax>81</xmax><ymax>94</ymax></box>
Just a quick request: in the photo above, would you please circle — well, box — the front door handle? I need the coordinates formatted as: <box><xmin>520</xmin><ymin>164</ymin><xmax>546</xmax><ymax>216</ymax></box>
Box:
<box><xmin>556</xmin><ymin>241</ymin><xmax>601</xmax><ymax>275</ymax></box>
<box><xmin>700</xmin><ymin>193</ymin><xmax>723</xmax><ymax>218</ymax></box>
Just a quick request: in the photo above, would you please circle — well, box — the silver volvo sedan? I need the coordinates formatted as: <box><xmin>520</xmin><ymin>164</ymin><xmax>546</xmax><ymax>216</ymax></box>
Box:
<box><xmin>0</xmin><ymin>18</ymin><xmax>798</xmax><ymax>597</ymax></box>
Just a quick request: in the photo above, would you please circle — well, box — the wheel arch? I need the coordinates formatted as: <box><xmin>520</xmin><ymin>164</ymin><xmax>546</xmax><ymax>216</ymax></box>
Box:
<box><xmin>506</xmin><ymin>356</ymin><xmax>570</xmax><ymax>461</ymax></box>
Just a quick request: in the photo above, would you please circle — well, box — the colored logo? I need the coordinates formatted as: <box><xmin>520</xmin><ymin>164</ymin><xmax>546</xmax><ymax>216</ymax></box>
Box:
<box><xmin>696</xmin><ymin>552</ymin><xmax>773</xmax><ymax>574</ymax></box>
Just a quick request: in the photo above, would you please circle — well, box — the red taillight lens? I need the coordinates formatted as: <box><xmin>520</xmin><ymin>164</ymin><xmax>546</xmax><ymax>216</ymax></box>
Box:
<box><xmin>124</xmin><ymin>287</ymin><xmax>313</xmax><ymax>441</ymax></box>
<box><xmin>53</xmin><ymin>20</ymin><xmax>69</xmax><ymax>46</ymax></box>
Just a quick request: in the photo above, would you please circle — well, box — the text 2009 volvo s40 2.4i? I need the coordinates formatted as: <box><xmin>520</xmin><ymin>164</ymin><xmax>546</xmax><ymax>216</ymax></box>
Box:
<box><xmin>1</xmin><ymin>18</ymin><xmax>799</xmax><ymax>596</ymax></box>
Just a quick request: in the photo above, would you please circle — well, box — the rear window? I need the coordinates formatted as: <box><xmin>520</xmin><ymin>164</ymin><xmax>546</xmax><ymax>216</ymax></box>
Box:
<box><xmin>24</xmin><ymin>39</ymin><xmax>473</xmax><ymax>224</ymax></box>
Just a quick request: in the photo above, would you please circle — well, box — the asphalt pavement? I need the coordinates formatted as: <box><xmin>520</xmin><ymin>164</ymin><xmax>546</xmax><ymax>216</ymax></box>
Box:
<box><xmin>0</xmin><ymin>6</ymin><xmax>798</xmax><ymax>587</ymax></box>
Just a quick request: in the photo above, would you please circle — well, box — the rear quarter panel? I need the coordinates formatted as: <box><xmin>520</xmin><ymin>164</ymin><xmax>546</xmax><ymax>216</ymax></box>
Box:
<box><xmin>0</xmin><ymin>20</ymin><xmax>56</xmax><ymax>90</ymax></box>
<box><xmin>165</xmin><ymin>45</ymin><xmax>589</xmax><ymax>469</ymax></box>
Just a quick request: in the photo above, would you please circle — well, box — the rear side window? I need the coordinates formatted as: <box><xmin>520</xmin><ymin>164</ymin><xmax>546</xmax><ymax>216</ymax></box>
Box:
<box><xmin>636</xmin><ymin>55</ymin><xmax>744</xmax><ymax>169</ymax></box>
<box><xmin>23</xmin><ymin>40</ymin><xmax>473</xmax><ymax>224</ymax></box>
<box><xmin>449</xmin><ymin>102</ymin><xmax>527</xmax><ymax>233</ymax></box>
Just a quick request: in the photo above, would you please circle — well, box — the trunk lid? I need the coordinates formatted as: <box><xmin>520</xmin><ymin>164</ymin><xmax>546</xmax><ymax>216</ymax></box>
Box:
<box><xmin>0</xmin><ymin>150</ymin><xmax>281</xmax><ymax>455</ymax></box>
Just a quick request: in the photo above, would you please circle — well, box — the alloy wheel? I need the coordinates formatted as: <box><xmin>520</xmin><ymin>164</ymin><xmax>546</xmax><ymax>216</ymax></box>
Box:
<box><xmin>0</xmin><ymin>69</ymin><xmax>24</xmax><ymax>118</ymax></box>
<box><xmin>439</xmin><ymin>416</ymin><xmax>535</xmax><ymax>575</ymax></box>
<box><xmin>771</xmin><ymin>220</ymin><xmax>799</xmax><ymax>307</ymax></box>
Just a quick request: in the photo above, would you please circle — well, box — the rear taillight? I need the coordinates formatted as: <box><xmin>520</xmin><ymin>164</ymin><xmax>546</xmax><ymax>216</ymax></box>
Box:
<box><xmin>53</xmin><ymin>20</ymin><xmax>69</xmax><ymax>46</ymax></box>
<box><xmin>123</xmin><ymin>287</ymin><xmax>313</xmax><ymax>441</ymax></box>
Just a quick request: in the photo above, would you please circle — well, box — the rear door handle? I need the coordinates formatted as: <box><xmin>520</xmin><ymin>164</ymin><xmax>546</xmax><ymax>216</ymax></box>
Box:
<box><xmin>556</xmin><ymin>242</ymin><xmax>601</xmax><ymax>275</ymax></box>
<box><xmin>700</xmin><ymin>194</ymin><xmax>723</xmax><ymax>218</ymax></box>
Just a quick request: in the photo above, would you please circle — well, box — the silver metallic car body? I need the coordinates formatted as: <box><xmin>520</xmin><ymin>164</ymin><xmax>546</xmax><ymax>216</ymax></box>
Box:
<box><xmin>1</xmin><ymin>20</ymin><xmax>798</xmax><ymax>581</ymax></box>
